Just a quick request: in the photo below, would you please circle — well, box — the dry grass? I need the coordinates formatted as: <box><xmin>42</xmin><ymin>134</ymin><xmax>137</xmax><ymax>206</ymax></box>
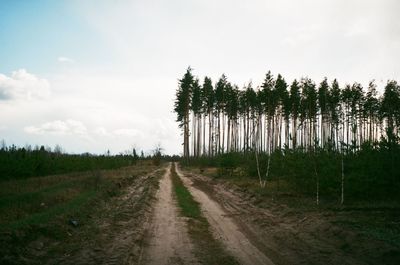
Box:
<box><xmin>0</xmin><ymin>160</ymin><xmax>161</xmax><ymax>265</ymax></box>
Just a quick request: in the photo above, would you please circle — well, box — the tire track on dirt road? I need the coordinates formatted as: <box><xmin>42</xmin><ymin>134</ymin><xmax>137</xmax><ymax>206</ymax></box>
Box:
<box><xmin>175</xmin><ymin>163</ymin><xmax>274</xmax><ymax>265</ymax></box>
<box><xmin>142</xmin><ymin>163</ymin><xmax>198</xmax><ymax>265</ymax></box>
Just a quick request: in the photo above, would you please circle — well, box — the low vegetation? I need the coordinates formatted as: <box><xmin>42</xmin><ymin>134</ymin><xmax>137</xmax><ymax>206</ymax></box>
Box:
<box><xmin>0</xmin><ymin>160</ymin><xmax>159</xmax><ymax>265</ymax></box>
<box><xmin>186</xmin><ymin>145</ymin><xmax>400</xmax><ymax>204</ymax></box>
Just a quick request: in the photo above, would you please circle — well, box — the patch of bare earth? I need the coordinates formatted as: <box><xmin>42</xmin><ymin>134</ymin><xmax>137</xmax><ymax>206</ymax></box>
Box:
<box><xmin>180</xmin><ymin>167</ymin><xmax>400</xmax><ymax>265</ymax></box>
<box><xmin>48</xmin><ymin>167</ymin><xmax>164</xmax><ymax>265</ymax></box>
<box><xmin>176</xmin><ymin>165</ymin><xmax>274</xmax><ymax>265</ymax></box>
<box><xmin>142</xmin><ymin>163</ymin><xmax>198</xmax><ymax>265</ymax></box>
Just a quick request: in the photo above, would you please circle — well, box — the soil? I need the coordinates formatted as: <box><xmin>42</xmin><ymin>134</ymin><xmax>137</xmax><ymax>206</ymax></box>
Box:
<box><xmin>46</xmin><ymin>167</ymin><xmax>164</xmax><ymax>265</ymax></box>
<box><xmin>142</xmin><ymin>163</ymin><xmax>198</xmax><ymax>265</ymax></box>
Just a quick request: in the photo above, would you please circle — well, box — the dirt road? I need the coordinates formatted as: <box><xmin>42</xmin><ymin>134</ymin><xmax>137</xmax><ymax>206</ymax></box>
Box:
<box><xmin>142</xmin><ymin>163</ymin><xmax>198</xmax><ymax>265</ymax></box>
<box><xmin>175</xmin><ymin>163</ymin><xmax>274</xmax><ymax>265</ymax></box>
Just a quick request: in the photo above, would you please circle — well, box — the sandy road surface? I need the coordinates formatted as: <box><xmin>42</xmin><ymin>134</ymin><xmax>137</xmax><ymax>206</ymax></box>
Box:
<box><xmin>142</xmin><ymin>163</ymin><xmax>198</xmax><ymax>265</ymax></box>
<box><xmin>176</xmin><ymin>163</ymin><xmax>274</xmax><ymax>265</ymax></box>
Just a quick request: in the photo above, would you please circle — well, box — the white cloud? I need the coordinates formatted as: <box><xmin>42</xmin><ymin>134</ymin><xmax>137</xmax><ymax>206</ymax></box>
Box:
<box><xmin>94</xmin><ymin>127</ymin><xmax>143</xmax><ymax>138</ymax></box>
<box><xmin>93</xmin><ymin>126</ymin><xmax>109</xmax><ymax>136</ymax></box>
<box><xmin>24</xmin><ymin>119</ymin><xmax>87</xmax><ymax>136</ymax></box>
<box><xmin>281</xmin><ymin>24</ymin><xmax>323</xmax><ymax>47</ymax></box>
<box><xmin>57</xmin><ymin>56</ymin><xmax>74</xmax><ymax>63</ymax></box>
<box><xmin>0</xmin><ymin>69</ymin><xmax>50</xmax><ymax>100</ymax></box>
<box><xmin>113</xmin><ymin>128</ymin><xmax>143</xmax><ymax>137</ymax></box>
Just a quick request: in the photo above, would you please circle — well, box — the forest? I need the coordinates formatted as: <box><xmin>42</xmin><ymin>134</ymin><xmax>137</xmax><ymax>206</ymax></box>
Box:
<box><xmin>174</xmin><ymin>68</ymin><xmax>400</xmax><ymax>203</ymax></box>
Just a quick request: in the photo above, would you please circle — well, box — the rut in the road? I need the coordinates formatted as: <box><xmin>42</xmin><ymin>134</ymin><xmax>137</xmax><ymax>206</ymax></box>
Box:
<box><xmin>176</xmin><ymin>164</ymin><xmax>274</xmax><ymax>265</ymax></box>
<box><xmin>143</xmin><ymin>163</ymin><xmax>198</xmax><ymax>265</ymax></box>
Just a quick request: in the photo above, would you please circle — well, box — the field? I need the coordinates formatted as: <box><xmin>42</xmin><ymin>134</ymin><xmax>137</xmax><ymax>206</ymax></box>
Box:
<box><xmin>0</xmin><ymin>161</ymin><xmax>162</xmax><ymax>265</ymax></box>
<box><xmin>0</xmin><ymin>156</ymin><xmax>399</xmax><ymax>265</ymax></box>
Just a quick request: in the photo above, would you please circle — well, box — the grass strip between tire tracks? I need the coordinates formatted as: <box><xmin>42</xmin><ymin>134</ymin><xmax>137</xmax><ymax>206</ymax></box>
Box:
<box><xmin>171</xmin><ymin>163</ymin><xmax>239</xmax><ymax>265</ymax></box>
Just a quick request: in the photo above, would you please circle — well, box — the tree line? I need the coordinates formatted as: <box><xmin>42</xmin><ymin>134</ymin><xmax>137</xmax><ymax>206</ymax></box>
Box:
<box><xmin>0</xmin><ymin>142</ymin><xmax>139</xmax><ymax>180</ymax></box>
<box><xmin>174</xmin><ymin>67</ymin><xmax>400</xmax><ymax>158</ymax></box>
<box><xmin>174</xmin><ymin>68</ymin><xmax>400</xmax><ymax>203</ymax></box>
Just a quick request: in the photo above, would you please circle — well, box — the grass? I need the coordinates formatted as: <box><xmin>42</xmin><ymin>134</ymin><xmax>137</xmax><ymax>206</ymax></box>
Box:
<box><xmin>0</xmin><ymin>160</ymin><xmax>161</xmax><ymax>264</ymax></box>
<box><xmin>0</xmin><ymin>171</ymin><xmax>107</xmax><ymax>227</ymax></box>
<box><xmin>0</xmin><ymin>179</ymin><xmax>76</xmax><ymax>209</ymax></box>
<box><xmin>172</xmin><ymin>174</ymin><xmax>201</xmax><ymax>218</ymax></box>
<box><xmin>170</xmin><ymin>163</ymin><xmax>239</xmax><ymax>265</ymax></box>
<box><xmin>5</xmin><ymin>190</ymin><xmax>97</xmax><ymax>230</ymax></box>
<box><xmin>333</xmin><ymin>211</ymin><xmax>400</xmax><ymax>248</ymax></box>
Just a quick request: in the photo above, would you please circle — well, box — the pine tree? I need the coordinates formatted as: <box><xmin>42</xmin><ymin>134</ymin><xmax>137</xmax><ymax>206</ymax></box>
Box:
<box><xmin>202</xmin><ymin>76</ymin><xmax>214</xmax><ymax>156</ymax></box>
<box><xmin>381</xmin><ymin>80</ymin><xmax>400</xmax><ymax>145</ymax></box>
<box><xmin>174</xmin><ymin>67</ymin><xmax>194</xmax><ymax>159</ymax></box>
<box><xmin>191</xmin><ymin>78</ymin><xmax>202</xmax><ymax>157</ymax></box>
<box><xmin>365</xmin><ymin>81</ymin><xmax>379</xmax><ymax>143</ymax></box>
<box><xmin>215</xmin><ymin>74</ymin><xmax>227</xmax><ymax>154</ymax></box>
<box><xmin>328</xmin><ymin>79</ymin><xmax>341</xmax><ymax>150</ymax></box>
<box><xmin>290</xmin><ymin>79</ymin><xmax>301</xmax><ymax>149</ymax></box>
<box><xmin>260</xmin><ymin>71</ymin><xmax>275</xmax><ymax>153</ymax></box>
<box><xmin>275</xmin><ymin>74</ymin><xmax>288</xmax><ymax>149</ymax></box>
<box><xmin>318</xmin><ymin>78</ymin><xmax>329</xmax><ymax>149</ymax></box>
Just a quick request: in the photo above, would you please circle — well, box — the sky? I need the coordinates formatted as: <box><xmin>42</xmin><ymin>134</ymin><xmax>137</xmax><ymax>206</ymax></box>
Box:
<box><xmin>0</xmin><ymin>0</ymin><xmax>399</xmax><ymax>155</ymax></box>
